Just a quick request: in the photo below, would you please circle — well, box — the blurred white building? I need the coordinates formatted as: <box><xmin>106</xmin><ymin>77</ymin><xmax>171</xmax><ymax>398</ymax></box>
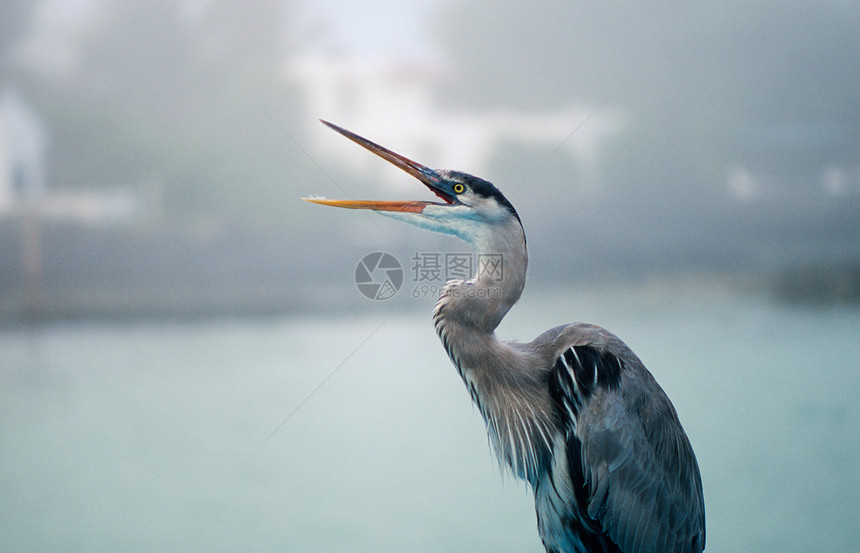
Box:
<box><xmin>0</xmin><ymin>87</ymin><xmax>47</xmax><ymax>212</ymax></box>
<box><xmin>0</xmin><ymin>86</ymin><xmax>153</xmax><ymax>224</ymax></box>
<box><xmin>287</xmin><ymin>55</ymin><xmax>619</xmax><ymax>190</ymax></box>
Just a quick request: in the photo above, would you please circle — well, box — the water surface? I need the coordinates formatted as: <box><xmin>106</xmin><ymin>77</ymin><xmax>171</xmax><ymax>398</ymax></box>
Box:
<box><xmin>2</xmin><ymin>283</ymin><xmax>858</xmax><ymax>552</ymax></box>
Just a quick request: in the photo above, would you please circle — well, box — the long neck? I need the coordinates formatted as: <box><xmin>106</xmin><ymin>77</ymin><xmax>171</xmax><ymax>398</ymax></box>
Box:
<box><xmin>433</xmin><ymin>219</ymin><xmax>555</xmax><ymax>482</ymax></box>
<box><xmin>432</xmin><ymin>216</ymin><xmax>530</xmax><ymax>399</ymax></box>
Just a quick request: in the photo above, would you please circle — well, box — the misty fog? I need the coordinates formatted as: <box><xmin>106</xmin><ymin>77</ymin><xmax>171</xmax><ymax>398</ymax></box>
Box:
<box><xmin>1</xmin><ymin>0</ymin><xmax>859</xmax><ymax>318</ymax></box>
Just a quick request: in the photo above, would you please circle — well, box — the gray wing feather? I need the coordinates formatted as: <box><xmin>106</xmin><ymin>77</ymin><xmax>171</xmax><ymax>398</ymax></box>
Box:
<box><xmin>543</xmin><ymin>324</ymin><xmax>705</xmax><ymax>553</ymax></box>
<box><xmin>577</xmin><ymin>367</ymin><xmax>705</xmax><ymax>553</ymax></box>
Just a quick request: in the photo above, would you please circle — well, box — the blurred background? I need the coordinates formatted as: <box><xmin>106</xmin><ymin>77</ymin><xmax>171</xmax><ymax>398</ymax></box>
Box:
<box><xmin>1</xmin><ymin>1</ymin><xmax>859</xmax><ymax>552</ymax></box>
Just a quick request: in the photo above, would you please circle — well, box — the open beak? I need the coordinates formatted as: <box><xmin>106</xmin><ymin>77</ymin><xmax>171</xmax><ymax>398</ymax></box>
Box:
<box><xmin>302</xmin><ymin>121</ymin><xmax>457</xmax><ymax>213</ymax></box>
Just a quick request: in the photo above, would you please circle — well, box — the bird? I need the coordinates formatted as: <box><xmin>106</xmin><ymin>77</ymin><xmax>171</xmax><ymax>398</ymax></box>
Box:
<box><xmin>303</xmin><ymin>120</ymin><xmax>705</xmax><ymax>553</ymax></box>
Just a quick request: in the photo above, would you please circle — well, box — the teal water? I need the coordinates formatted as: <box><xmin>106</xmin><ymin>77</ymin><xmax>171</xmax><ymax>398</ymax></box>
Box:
<box><xmin>2</xmin><ymin>283</ymin><xmax>859</xmax><ymax>552</ymax></box>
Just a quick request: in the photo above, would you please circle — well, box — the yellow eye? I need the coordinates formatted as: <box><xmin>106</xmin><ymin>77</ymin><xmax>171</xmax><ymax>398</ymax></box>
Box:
<box><xmin>452</xmin><ymin>183</ymin><xmax>465</xmax><ymax>194</ymax></box>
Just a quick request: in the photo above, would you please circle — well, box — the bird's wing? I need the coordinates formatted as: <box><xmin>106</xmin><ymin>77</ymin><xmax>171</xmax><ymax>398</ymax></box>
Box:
<box><xmin>548</xmin><ymin>338</ymin><xmax>705</xmax><ymax>553</ymax></box>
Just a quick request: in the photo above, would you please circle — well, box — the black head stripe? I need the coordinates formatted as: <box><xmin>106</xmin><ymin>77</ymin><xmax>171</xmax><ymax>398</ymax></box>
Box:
<box><xmin>449</xmin><ymin>171</ymin><xmax>521</xmax><ymax>222</ymax></box>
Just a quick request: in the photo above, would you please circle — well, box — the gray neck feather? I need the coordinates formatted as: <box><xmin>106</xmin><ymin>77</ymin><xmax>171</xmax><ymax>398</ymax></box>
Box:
<box><xmin>434</xmin><ymin>217</ymin><xmax>527</xmax><ymax>333</ymax></box>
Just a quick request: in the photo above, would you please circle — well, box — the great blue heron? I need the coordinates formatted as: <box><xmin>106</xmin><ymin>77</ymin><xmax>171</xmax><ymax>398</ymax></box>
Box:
<box><xmin>304</xmin><ymin>121</ymin><xmax>705</xmax><ymax>553</ymax></box>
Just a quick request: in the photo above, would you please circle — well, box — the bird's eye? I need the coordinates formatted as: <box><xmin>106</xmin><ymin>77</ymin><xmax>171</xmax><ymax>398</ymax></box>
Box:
<box><xmin>452</xmin><ymin>183</ymin><xmax>466</xmax><ymax>194</ymax></box>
